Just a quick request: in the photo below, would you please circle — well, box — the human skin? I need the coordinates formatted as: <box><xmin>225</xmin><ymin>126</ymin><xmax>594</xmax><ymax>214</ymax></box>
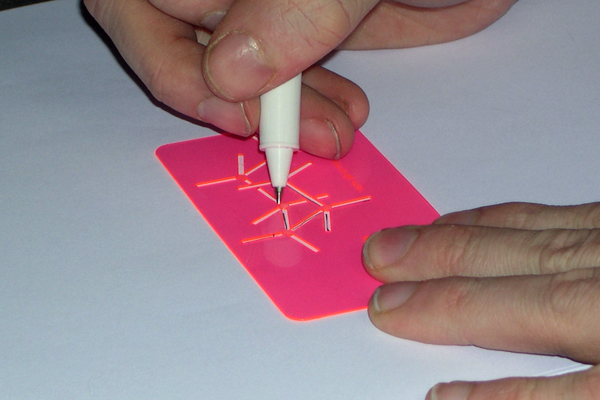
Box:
<box><xmin>81</xmin><ymin>1</ymin><xmax>600</xmax><ymax>398</ymax></box>
<box><xmin>83</xmin><ymin>0</ymin><xmax>515</xmax><ymax>159</ymax></box>
<box><xmin>363</xmin><ymin>202</ymin><xmax>600</xmax><ymax>399</ymax></box>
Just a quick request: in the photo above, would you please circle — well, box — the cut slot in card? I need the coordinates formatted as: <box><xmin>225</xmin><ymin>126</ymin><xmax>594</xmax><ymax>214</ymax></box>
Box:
<box><xmin>156</xmin><ymin>131</ymin><xmax>438</xmax><ymax>321</ymax></box>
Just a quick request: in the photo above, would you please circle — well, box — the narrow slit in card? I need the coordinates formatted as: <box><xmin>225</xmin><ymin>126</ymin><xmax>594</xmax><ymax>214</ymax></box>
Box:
<box><xmin>156</xmin><ymin>131</ymin><xmax>439</xmax><ymax>321</ymax></box>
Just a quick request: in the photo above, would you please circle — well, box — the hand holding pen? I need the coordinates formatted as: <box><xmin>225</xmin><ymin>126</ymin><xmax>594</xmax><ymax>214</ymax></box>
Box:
<box><xmin>84</xmin><ymin>0</ymin><xmax>513</xmax><ymax>161</ymax></box>
<box><xmin>80</xmin><ymin>1</ymin><xmax>600</xmax><ymax>399</ymax></box>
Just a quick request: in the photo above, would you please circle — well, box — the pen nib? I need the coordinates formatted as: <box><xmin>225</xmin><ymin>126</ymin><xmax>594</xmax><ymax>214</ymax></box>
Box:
<box><xmin>275</xmin><ymin>187</ymin><xmax>283</xmax><ymax>205</ymax></box>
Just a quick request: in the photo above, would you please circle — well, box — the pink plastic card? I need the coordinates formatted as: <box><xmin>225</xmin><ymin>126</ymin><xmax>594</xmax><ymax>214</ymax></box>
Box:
<box><xmin>156</xmin><ymin>131</ymin><xmax>438</xmax><ymax>321</ymax></box>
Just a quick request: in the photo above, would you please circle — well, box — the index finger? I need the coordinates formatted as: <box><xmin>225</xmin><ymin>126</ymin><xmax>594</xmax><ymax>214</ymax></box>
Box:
<box><xmin>362</xmin><ymin>224</ymin><xmax>600</xmax><ymax>281</ymax></box>
<box><xmin>435</xmin><ymin>202</ymin><xmax>600</xmax><ymax>230</ymax></box>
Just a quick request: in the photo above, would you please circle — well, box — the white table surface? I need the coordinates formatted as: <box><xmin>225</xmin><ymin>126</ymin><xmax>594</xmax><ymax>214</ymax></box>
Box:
<box><xmin>1</xmin><ymin>1</ymin><xmax>598</xmax><ymax>398</ymax></box>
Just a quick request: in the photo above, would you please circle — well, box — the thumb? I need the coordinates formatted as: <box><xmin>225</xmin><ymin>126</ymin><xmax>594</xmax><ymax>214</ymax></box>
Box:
<box><xmin>202</xmin><ymin>0</ymin><xmax>378</xmax><ymax>101</ymax></box>
<box><xmin>426</xmin><ymin>365</ymin><xmax>599</xmax><ymax>400</ymax></box>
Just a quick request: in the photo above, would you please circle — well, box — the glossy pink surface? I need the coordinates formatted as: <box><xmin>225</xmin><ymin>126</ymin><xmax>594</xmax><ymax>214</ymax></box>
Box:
<box><xmin>156</xmin><ymin>131</ymin><xmax>438</xmax><ymax>320</ymax></box>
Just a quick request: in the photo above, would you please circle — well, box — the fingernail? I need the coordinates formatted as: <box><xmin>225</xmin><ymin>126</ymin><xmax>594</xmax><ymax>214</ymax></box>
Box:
<box><xmin>428</xmin><ymin>382</ymin><xmax>473</xmax><ymax>400</ymax></box>
<box><xmin>299</xmin><ymin>118</ymin><xmax>341</xmax><ymax>160</ymax></box>
<box><xmin>372</xmin><ymin>282</ymin><xmax>418</xmax><ymax>313</ymax></box>
<box><xmin>204</xmin><ymin>32</ymin><xmax>274</xmax><ymax>100</ymax></box>
<box><xmin>435</xmin><ymin>209</ymin><xmax>480</xmax><ymax>225</ymax></box>
<box><xmin>363</xmin><ymin>228</ymin><xmax>418</xmax><ymax>270</ymax></box>
<box><xmin>200</xmin><ymin>10</ymin><xmax>225</xmax><ymax>31</ymax></box>
<box><xmin>197</xmin><ymin>97</ymin><xmax>251</xmax><ymax>135</ymax></box>
<box><xmin>195</xmin><ymin>29</ymin><xmax>212</xmax><ymax>46</ymax></box>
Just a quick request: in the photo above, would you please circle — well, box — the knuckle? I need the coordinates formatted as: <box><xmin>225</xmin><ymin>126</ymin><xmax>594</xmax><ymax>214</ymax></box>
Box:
<box><xmin>139</xmin><ymin>40</ymin><xmax>189</xmax><ymax>106</ymax></box>
<box><xmin>492</xmin><ymin>202</ymin><xmax>545</xmax><ymax>229</ymax></box>
<box><xmin>432</xmin><ymin>225</ymin><xmax>480</xmax><ymax>277</ymax></box>
<box><xmin>544</xmin><ymin>269</ymin><xmax>600</xmax><ymax>358</ymax></box>
<box><xmin>580</xmin><ymin>203</ymin><xmax>600</xmax><ymax>229</ymax></box>
<box><xmin>438</xmin><ymin>280</ymin><xmax>481</xmax><ymax>343</ymax></box>
<box><xmin>546</xmin><ymin>270</ymin><xmax>596</xmax><ymax>316</ymax></box>
<box><xmin>443</xmin><ymin>282</ymin><xmax>474</xmax><ymax>314</ymax></box>
<box><xmin>537</xmin><ymin>229</ymin><xmax>600</xmax><ymax>274</ymax></box>
<box><xmin>143</xmin><ymin>58</ymin><xmax>168</xmax><ymax>103</ymax></box>
<box><xmin>278</xmin><ymin>0</ymin><xmax>352</xmax><ymax>50</ymax></box>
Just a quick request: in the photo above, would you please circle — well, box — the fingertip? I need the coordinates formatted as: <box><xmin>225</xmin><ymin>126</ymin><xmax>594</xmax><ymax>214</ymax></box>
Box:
<box><xmin>242</xmin><ymin>98</ymin><xmax>261</xmax><ymax>134</ymax></box>
<box><xmin>367</xmin><ymin>282</ymin><xmax>422</xmax><ymax>339</ymax></box>
<box><xmin>362</xmin><ymin>228</ymin><xmax>418</xmax><ymax>270</ymax></box>
<box><xmin>371</xmin><ymin>282</ymin><xmax>419</xmax><ymax>314</ymax></box>
<box><xmin>196</xmin><ymin>96</ymin><xmax>259</xmax><ymax>136</ymax></box>
<box><xmin>343</xmin><ymin>80</ymin><xmax>370</xmax><ymax>130</ymax></box>
<box><xmin>301</xmin><ymin>66</ymin><xmax>370</xmax><ymax>131</ymax></box>
<box><xmin>366</xmin><ymin>287</ymin><xmax>382</xmax><ymax>327</ymax></box>
<box><xmin>362</xmin><ymin>230</ymin><xmax>382</xmax><ymax>272</ymax></box>
<box><xmin>203</xmin><ymin>31</ymin><xmax>275</xmax><ymax>101</ymax></box>
<box><xmin>200</xmin><ymin>10</ymin><xmax>226</xmax><ymax>31</ymax></box>
<box><xmin>336</xmin><ymin>124</ymin><xmax>355</xmax><ymax>159</ymax></box>
<box><xmin>299</xmin><ymin>118</ymin><xmax>341</xmax><ymax>159</ymax></box>
<box><xmin>324</xmin><ymin>79</ymin><xmax>369</xmax><ymax>131</ymax></box>
<box><xmin>297</xmin><ymin>85</ymin><xmax>356</xmax><ymax>160</ymax></box>
<box><xmin>427</xmin><ymin>382</ymin><xmax>473</xmax><ymax>400</ymax></box>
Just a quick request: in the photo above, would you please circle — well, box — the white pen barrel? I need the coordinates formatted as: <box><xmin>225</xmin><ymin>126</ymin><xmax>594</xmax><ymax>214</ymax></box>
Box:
<box><xmin>259</xmin><ymin>73</ymin><xmax>301</xmax><ymax>150</ymax></box>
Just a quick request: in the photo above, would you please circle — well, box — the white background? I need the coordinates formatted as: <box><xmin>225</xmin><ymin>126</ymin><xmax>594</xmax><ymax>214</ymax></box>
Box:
<box><xmin>1</xmin><ymin>1</ymin><xmax>598</xmax><ymax>398</ymax></box>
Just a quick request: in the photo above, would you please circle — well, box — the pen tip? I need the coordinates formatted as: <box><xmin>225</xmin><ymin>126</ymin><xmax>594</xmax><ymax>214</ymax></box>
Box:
<box><xmin>275</xmin><ymin>187</ymin><xmax>283</xmax><ymax>205</ymax></box>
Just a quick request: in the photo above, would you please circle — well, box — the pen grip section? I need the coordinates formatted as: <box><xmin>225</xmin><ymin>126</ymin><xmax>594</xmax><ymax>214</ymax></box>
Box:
<box><xmin>259</xmin><ymin>73</ymin><xmax>302</xmax><ymax>150</ymax></box>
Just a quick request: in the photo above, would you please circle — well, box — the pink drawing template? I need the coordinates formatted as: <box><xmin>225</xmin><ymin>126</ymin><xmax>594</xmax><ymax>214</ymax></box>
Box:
<box><xmin>156</xmin><ymin>131</ymin><xmax>439</xmax><ymax>321</ymax></box>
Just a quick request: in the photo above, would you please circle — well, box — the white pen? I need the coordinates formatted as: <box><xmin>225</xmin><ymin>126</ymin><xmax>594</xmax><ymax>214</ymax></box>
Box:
<box><xmin>195</xmin><ymin>32</ymin><xmax>301</xmax><ymax>204</ymax></box>
<box><xmin>259</xmin><ymin>73</ymin><xmax>302</xmax><ymax>204</ymax></box>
